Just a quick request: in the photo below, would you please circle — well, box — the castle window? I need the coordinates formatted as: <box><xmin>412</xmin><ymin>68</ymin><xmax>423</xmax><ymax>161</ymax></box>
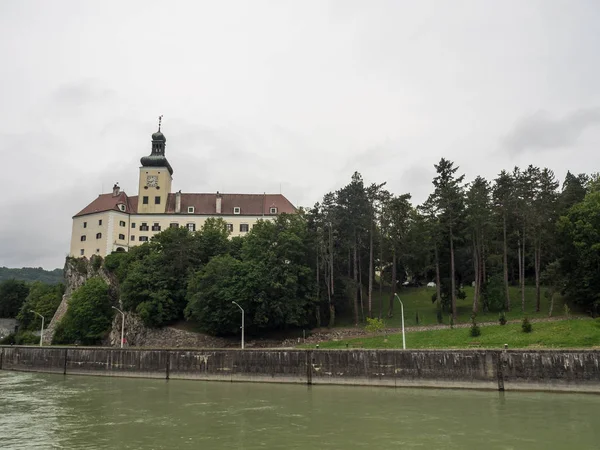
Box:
<box><xmin>118</xmin><ymin>204</ymin><xmax>126</xmax><ymax>212</ymax></box>
<box><xmin>139</xmin><ymin>236</ymin><xmax>149</xmax><ymax>242</ymax></box>
<box><xmin>186</xmin><ymin>223</ymin><xmax>196</xmax><ymax>232</ymax></box>
<box><xmin>140</xmin><ymin>223</ymin><xmax>149</xmax><ymax>231</ymax></box>
<box><xmin>270</xmin><ymin>207</ymin><xmax>277</xmax><ymax>214</ymax></box>
<box><xmin>234</xmin><ymin>207</ymin><xmax>241</xmax><ymax>214</ymax></box>
<box><xmin>80</xmin><ymin>249</ymin><xmax>84</xmax><ymax>256</ymax></box>
<box><xmin>152</xmin><ymin>223</ymin><xmax>161</xmax><ymax>232</ymax></box>
<box><xmin>131</xmin><ymin>222</ymin><xmax>136</xmax><ymax>228</ymax></box>
<box><xmin>143</xmin><ymin>196</ymin><xmax>149</xmax><ymax>205</ymax></box>
<box><xmin>155</xmin><ymin>196</ymin><xmax>161</xmax><ymax>205</ymax></box>
<box><xmin>96</xmin><ymin>249</ymin><xmax>100</xmax><ymax>253</ymax></box>
<box><xmin>131</xmin><ymin>235</ymin><xmax>135</xmax><ymax>241</ymax></box>
<box><xmin>240</xmin><ymin>223</ymin><xmax>249</xmax><ymax>233</ymax></box>
<box><xmin>119</xmin><ymin>221</ymin><xmax>126</xmax><ymax>227</ymax></box>
<box><xmin>83</xmin><ymin>222</ymin><xmax>87</xmax><ymax>228</ymax></box>
<box><xmin>188</xmin><ymin>206</ymin><xmax>195</xmax><ymax>214</ymax></box>
<box><xmin>80</xmin><ymin>235</ymin><xmax>86</xmax><ymax>242</ymax></box>
<box><xmin>99</xmin><ymin>219</ymin><xmax>103</xmax><ymax>226</ymax></box>
<box><xmin>96</xmin><ymin>233</ymin><xmax>102</xmax><ymax>239</ymax></box>
<box><xmin>118</xmin><ymin>234</ymin><xmax>125</xmax><ymax>240</ymax></box>
<box><xmin>170</xmin><ymin>223</ymin><xmax>179</xmax><ymax>228</ymax></box>
<box><xmin>226</xmin><ymin>223</ymin><xmax>233</xmax><ymax>232</ymax></box>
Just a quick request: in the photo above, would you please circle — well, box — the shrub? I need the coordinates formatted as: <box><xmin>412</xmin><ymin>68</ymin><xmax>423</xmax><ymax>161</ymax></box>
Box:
<box><xmin>90</xmin><ymin>255</ymin><xmax>103</xmax><ymax>272</ymax></box>
<box><xmin>498</xmin><ymin>311</ymin><xmax>507</xmax><ymax>326</ymax></box>
<box><xmin>0</xmin><ymin>333</ymin><xmax>15</xmax><ymax>345</ymax></box>
<box><xmin>469</xmin><ymin>314</ymin><xmax>481</xmax><ymax>337</ymax></box>
<box><xmin>522</xmin><ymin>317</ymin><xmax>533</xmax><ymax>333</ymax></box>
<box><xmin>365</xmin><ymin>317</ymin><xmax>385</xmax><ymax>333</ymax></box>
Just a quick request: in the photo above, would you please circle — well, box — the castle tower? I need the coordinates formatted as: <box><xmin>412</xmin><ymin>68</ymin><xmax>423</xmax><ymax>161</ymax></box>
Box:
<box><xmin>138</xmin><ymin>116</ymin><xmax>173</xmax><ymax>214</ymax></box>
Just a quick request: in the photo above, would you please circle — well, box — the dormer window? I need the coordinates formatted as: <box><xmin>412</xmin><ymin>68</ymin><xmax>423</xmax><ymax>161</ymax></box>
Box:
<box><xmin>188</xmin><ymin>206</ymin><xmax>195</xmax><ymax>214</ymax></box>
<box><xmin>233</xmin><ymin>207</ymin><xmax>241</xmax><ymax>214</ymax></box>
<box><xmin>118</xmin><ymin>204</ymin><xmax>126</xmax><ymax>212</ymax></box>
<box><xmin>270</xmin><ymin>207</ymin><xmax>277</xmax><ymax>214</ymax></box>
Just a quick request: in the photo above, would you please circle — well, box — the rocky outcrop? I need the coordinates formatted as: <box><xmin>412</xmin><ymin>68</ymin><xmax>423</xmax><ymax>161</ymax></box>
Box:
<box><xmin>43</xmin><ymin>256</ymin><xmax>114</xmax><ymax>344</ymax></box>
<box><xmin>108</xmin><ymin>313</ymin><xmax>227</xmax><ymax>348</ymax></box>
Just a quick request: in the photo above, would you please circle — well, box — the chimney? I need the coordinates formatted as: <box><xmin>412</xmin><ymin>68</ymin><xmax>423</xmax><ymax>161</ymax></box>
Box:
<box><xmin>216</xmin><ymin>191</ymin><xmax>222</xmax><ymax>214</ymax></box>
<box><xmin>112</xmin><ymin>183</ymin><xmax>120</xmax><ymax>197</ymax></box>
<box><xmin>175</xmin><ymin>190</ymin><xmax>181</xmax><ymax>213</ymax></box>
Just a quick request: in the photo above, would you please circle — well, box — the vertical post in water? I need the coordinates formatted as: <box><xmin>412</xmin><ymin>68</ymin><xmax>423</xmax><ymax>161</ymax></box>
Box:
<box><xmin>165</xmin><ymin>350</ymin><xmax>170</xmax><ymax>380</ymax></box>
<box><xmin>306</xmin><ymin>350</ymin><xmax>313</xmax><ymax>385</ymax></box>
<box><xmin>497</xmin><ymin>345</ymin><xmax>507</xmax><ymax>391</ymax></box>
<box><xmin>63</xmin><ymin>348</ymin><xmax>68</xmax><ymax>375</ymax></box>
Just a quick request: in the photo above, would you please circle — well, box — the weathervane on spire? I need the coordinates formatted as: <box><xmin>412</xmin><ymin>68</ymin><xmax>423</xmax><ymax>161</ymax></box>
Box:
<box><xmin>158</xmin><ymin>115</ymin><xmax>163</xmax><ymax>132</ymax></box>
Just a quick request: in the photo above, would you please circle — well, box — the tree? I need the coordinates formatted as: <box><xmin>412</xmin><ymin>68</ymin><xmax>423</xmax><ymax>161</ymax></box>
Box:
<box><xmin>559</xmin><ymin>171</ymin><xmax>588</xmax><ymax>214</ymax></box>
<box><xmin>185</xmin><ymin>255</ymin><xmax>247</xmax><ymax>335</ymax></box>
<box><xmin>0</xmin><ymin>279</ymin><xmax>30</xmax><ymax>318</ymax></box>
<box><xmin>53</xmin><ymin>277</ymin><xmax>113</xmax><ymax>345</ymax></box>
<box><xmin>465</xmin><ymin>176</ymin><xmax>491</xmax><ymax>313</ymax></box>
<box><xmin>430</xmin><ymin>158</ymin><xmax>465</xmax><ymax>320</ymax></box>
<box><xmin>557</xmin><ymin>191</ymin><xmax>600</xmax><ymax>316</ymax></box>
<box><xmin>17</xmin><ymin>282</ymin><xmax>64</xmax><ymax>330</ymax></box>
<box><xmin>540</xmin><ymin>260</ymin><xmax>563</xmax><ymax>317</ymax></box>
<box><xmin>492</xmin><ymin>170</ymin><xmax>514</xmax><ymax>311</ymax></box>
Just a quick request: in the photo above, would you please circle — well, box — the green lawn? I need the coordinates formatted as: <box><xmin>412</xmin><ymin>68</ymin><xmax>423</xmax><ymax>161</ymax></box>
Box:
<box><xmin>334</xmin><ymin>285</ymin><xmax>575</xmax><ymax>328</ymax></box>
<box><xmin>309</xmin><ymin>318</ymin><xmax>600</xmax><ymax>350</ymax></box>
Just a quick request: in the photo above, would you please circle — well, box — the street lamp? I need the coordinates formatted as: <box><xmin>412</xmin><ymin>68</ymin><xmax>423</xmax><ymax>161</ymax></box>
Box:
<box><xmin>30</xmin><ymin>310</ymin><xmax>44</xmax><ymax>347</ymax></box>
<box><xmin>394</xmin><ymin>294</ymin><xmax>406</xmax><ymax>350</ymax></box>
<box><xmin>232</xmin><ymin>301</ymin><xmax>245</xmax><ymax>349</ymax></box>
<box><xmin>112</xmin><ymin>306</ymin><xmax>125</xmax><ymax>349</ymax></box>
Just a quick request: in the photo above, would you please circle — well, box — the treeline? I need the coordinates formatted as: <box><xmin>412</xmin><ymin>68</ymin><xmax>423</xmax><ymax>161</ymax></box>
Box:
<box><xmin>0</xmin><ymin>279</ymin><xmax>65</xmax><ymax>344</ymax></box>
<box><xmin>309</xmin><ymin>160</ymin><xmax>600</xmax><ymax>326</ymax></box>
<box><xmin>0</xmin><ymin>267</ymin><xmax>63</xmax><ymax>284</ymax></box>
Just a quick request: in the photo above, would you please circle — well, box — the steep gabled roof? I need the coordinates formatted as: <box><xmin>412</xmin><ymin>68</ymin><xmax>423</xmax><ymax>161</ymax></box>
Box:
<box><xmin>73</xmin><ymin>192</ymin><xmax>133</xmax><ymax>217</ymax></box>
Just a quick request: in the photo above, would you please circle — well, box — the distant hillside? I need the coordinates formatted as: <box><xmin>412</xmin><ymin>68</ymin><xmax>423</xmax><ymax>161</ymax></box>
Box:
<box><xmin>0</xmin><ymin>267</ymin><xmax>64</xmax><ymax>284</ymax></box>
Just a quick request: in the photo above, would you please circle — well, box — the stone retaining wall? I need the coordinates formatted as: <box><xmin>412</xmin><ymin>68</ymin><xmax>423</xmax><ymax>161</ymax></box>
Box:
<box><xmin>1</xmin><ymin>346</ymin><xmax>599</xmax><ymax>393</ymax></box>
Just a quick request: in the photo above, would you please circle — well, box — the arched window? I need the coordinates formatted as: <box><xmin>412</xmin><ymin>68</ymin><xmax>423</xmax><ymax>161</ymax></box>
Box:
<box><xmin>96</xmin><ymin>232</ymin><xmax>102</xmax><ymax>239</ymax></box>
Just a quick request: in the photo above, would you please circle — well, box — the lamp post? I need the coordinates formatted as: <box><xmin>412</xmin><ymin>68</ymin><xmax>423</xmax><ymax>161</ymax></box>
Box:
<box><xmin>30</xmin><ymin>310</ymin><xmax>44</xmax><ymax>347</ymax></box>
<box><xmin>232</xmin><ymin>301</ymin><xmax>244</xmax><ymax>349</ymax></box>
<box><xmin>394</xmin><ymin>294</ymin><xmax>406</xmax><ymax>350</ymax></box>
<box><xmin>112</xmin><ymin>306</ymin><xmax>125</xmax><ymax>349</ymax></box>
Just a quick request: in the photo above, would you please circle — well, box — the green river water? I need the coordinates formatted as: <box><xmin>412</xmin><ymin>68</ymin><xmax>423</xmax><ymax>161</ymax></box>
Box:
<box><xmin>0</xmin><ymin>372</ymin><xmax>599</xmax><ymax>449</ymax></box>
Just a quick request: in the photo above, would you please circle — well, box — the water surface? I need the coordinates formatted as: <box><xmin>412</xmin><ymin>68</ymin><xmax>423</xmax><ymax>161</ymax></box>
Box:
<box><xmin>0</xmin><ymin>372</ymin><xmax>598</xmax><ymax>449</ymax></box>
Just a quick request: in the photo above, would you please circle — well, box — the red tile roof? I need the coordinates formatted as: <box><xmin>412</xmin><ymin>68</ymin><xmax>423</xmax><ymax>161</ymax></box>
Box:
<box><xmin>74</xmin><ymin>192</ymin><xmax>296</xmax><ymax>217</ymax></box>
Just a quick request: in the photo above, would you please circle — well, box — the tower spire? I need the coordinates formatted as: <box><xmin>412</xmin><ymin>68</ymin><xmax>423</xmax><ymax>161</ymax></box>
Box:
<box><xmin>158</xmin><ymin>115</ymin><xmax>163</xmax><ymax>132</ymax></box>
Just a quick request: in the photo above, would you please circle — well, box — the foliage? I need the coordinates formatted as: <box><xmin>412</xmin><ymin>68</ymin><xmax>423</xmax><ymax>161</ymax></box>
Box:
<box><xmin>91</xmin><ymin>255</ymin><xmax>103</xmax><ymax>272</ymax></box>
<box><xmin>14</xmin><ymin>332</ymin><xmax>39</xmax><ymax>345</ymax></box>
<box><xmin>365</xmin><ymin>317</ymin><xmax>385</xmax><ymax>333</ymax></box>
<box><xmin>521</xmin><ymin>317</ymin><xmax>532</xmax><ymax>333</ymax></box>
<box><xmin>0</xmin><ymin>279</ymin><xmax>30</xmax><ymax>318</ymax></box>
<box><xmin>498</xmin><ymin>311</ymin><xmax>507</xmax><ymax>326</ymax></box>
<box><xmin>52</xmin><ymin>277</ymin><xmax>113</xmax><ymax>345</ymax></box>
<box><xmin>17</xmin><ymin>282</ymin><xmax>64</xmax><ymax>331</ymax></box>
<box><xmin>0</xmin><ymin>267</ymin><xmax>63</xmax><ymax>284</ymax></box>
<box><xmin>564</xmin><ymin>304</ymin><xmax>571</xmax><ymax>320</ymax></box>
<box><xmin>186</xmin><ymin>214</ymin><xmax>316</xmax><ymax>335</ymax></box>
<box><xmin>484</xmin><ymin>274</ymin><xmax>506</xmax><ymax>312</ymax></box>
<box><xmin>557</xmin><ymin>191</ymin><xmax>600</xmax><ymax>316</ymax></box>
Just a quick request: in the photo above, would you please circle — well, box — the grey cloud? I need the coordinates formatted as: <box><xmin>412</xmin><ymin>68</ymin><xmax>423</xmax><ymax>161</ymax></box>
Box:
<box><xmin>503</xmin><ymin>109</ymin><xmax>600</xmax><ymax>153</ymax></box>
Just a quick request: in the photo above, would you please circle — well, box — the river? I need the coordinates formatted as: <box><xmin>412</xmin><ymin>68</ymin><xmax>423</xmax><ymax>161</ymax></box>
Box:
<box><xmin>1</xmin><ymin>372</ymin><xmax>599</xmax><ymax>449</ymax></box>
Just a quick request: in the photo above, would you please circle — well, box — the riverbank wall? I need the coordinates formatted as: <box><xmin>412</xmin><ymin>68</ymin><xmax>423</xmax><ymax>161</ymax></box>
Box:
<box><xmin>1</xmin><ymin>346</ymin><xmax>599</xmax><ymax>392</ymax></box>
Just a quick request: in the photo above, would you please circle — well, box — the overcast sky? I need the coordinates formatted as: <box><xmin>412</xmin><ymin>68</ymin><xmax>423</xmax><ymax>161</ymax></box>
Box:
<box><xmin>1</xmin><ymin>0</ymin><xmax>600</xmax><ymax>269</ymax></box>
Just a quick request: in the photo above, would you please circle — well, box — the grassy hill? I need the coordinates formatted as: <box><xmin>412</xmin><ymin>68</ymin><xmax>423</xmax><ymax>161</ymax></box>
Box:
<box><xmin>335</xmin><ymin>285</ymin><xmax>574</xmax><ymax>329</ymax></box>
<box><xmin>0</xmin><ymin>267</ymin><xmax>64</xmax><ymax>284</ymax></box>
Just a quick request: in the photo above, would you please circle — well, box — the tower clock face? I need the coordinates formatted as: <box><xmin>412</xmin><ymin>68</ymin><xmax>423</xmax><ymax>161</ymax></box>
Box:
<box><xmin>146</xmin><ymin>175</ymin><xmax>158</xmax><ymax>187</ymax></box>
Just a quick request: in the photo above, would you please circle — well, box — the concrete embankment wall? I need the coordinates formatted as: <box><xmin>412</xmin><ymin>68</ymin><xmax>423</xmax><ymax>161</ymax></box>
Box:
<box><xmin>1</xmin><ymin>347</ymin><xmax>599</xmax><ymax>393</ymax></box>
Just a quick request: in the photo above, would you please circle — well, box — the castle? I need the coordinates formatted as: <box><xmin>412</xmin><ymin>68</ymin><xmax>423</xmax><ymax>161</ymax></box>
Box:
<box><xmin>69</xmin><ymin>121</ymin><xmax>296</xmax><ymax>258</ymax></box>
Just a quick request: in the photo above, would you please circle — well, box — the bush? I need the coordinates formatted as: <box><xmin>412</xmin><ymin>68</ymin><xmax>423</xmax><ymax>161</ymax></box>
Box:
<box><xmin>365</xmin><ymin>317</ymin><xmax>385</xmax><ymax>333</ymax></box>
<box><xmin>0</xmin><ymin>333</ymin><xmax>15</xmax><ymax>345</ymax></box>
<box><xmin>15</xmin><ymin>332</ymin><xmax>40</xmax><ymax>345</ymax></box>
<box><xmin>522</xmin><ymin>317</ymin><xmax>533</xmax><ymax>333</ymax></box>
<box><xmin>485</xmin><ymin>274</ymin><xmax>506</xmax><ymax>312</ymax></box>
<box><xmin>469</xmin><ymin>314</ymin><xmax>481</xmax><ymax>337</ymax></box>
<box><xmin>91</xmin><ymin>255</ymin><xmax>103</xmax><ymax>272</ymax></box>
<box><xmin>498</xmin><ymin>311</ymin><xmax>507</xmax><ymax>326</ymax></box>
